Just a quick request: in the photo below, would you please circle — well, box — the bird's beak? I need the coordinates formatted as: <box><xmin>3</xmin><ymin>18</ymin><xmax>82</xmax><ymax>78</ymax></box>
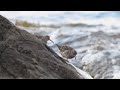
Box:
<box><xmin>55</xmin><ymin>44</ymin><xmax>59</xmax><ymax>47</ymax></box>
<box><xmin>49</xmin><ymin>39</ymin><xmax>54</xmax><ymax>44</ymax></box>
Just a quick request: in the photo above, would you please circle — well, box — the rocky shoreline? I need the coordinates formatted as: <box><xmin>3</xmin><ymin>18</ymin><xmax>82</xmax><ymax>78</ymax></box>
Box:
<box><xmin>0</xmin><ymin>15</ymin><xmax>92</xmax><ymax>79</ymax></box>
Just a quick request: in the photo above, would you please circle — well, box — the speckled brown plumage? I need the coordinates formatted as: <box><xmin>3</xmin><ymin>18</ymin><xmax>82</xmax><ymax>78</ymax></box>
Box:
<box><xmin>56</xmin><ymin>44</ymin><xmax>77</xmax><ymax>60</ymax></box>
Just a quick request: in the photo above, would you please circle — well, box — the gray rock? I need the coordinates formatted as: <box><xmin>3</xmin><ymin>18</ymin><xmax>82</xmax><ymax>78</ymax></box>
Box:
<box><xmin>0</xmin><ymin>15</ymin><xmax>83</xmax><ymax>79</ymax></box>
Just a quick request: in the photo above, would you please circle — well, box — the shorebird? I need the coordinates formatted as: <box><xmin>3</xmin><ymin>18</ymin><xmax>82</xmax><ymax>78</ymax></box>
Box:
<box><xmin>36</xmin><ymin>35</ymin><xmax>54</xmax><ymax>44</ymax></box>
<box><xmin>55</xmin><ymin>44</ymin><xmax>77</xmax><ymax>61</ymax></box>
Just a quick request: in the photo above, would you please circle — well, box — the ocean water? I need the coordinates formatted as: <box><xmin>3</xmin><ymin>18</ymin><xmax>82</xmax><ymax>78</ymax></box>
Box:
<box><xmin>1</xmin><ymin>11</ymin><xmax>120</xmax><ymax>78</ymax></box>
<box><xmin>0</xmin><ymin>11</ymin><xmax>120</xmax><ymax>26</ymax></box>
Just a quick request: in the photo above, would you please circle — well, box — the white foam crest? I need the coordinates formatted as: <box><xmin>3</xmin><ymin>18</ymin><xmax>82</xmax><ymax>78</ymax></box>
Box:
<box><xmin>67</xmin><ymin>62</ymin><xmax>93</xmax><ymax>79</ymax></box>
<box><xmin>112</xmin><ymin>66</ymin><xmax>120</xmax><ymax>79</ymax></box>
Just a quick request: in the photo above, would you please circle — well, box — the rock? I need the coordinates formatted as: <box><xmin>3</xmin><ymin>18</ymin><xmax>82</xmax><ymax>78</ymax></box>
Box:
<box><xmin>0</xmin><ymin>15</ymin><xmax>83</xmax><ymax>79</ymax></box>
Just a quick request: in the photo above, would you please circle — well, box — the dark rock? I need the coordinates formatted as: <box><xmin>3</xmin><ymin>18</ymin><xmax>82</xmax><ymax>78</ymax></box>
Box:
<box><xmin>0</xmin><ymin>15</ymin><xmax>82</xmax><ymax>79</ymax></box>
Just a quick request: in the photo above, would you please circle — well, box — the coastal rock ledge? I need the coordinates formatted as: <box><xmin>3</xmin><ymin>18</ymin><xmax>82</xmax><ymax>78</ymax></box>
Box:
<box><xmin>0</xmin><ymin>15</ymin><xmax>84</xmax><ymax>79</ymax></box>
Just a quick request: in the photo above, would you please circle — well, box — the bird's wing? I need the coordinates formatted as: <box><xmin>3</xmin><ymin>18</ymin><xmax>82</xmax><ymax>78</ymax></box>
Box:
<box><xmin>60</xmin><ymin>50</ymin><xmax>70</xmax><ymax>57</ymax></box>
<box><xmin>61</xmin><ymin>46</ymin><xmax>73</xmax><ymax>50</ymax></box>
<box><xmin>62</xmin><ymin>50</ymin><xmax>76</xmax><ymax>59</ymax></box>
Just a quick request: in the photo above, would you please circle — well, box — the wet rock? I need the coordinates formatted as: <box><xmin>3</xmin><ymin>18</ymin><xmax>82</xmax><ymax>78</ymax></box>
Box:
<box><xmin>0</xmin><ymin>15</ymin><xmax>83</xmax><ymax>79</ymax></box>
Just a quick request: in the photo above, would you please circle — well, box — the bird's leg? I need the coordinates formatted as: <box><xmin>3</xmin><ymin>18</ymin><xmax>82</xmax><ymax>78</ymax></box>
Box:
<box><xmin>63</xmin><ymin>57</ymin><xmax>69</xmax><ymax>63</ymax></box>
<box><xmin>66</xmin><ymin>58</ymin><xmax>68</xmax><ymax>61</ymax></box>
<box><xmin>66</xmin><ymin>58</ymin><xmax>69</xmax><ymax>62</ymax></box>
<box><xmin>75</xmin><ymin>56</ymin><xmax>77</xmax><ymax>61</ymax></box>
